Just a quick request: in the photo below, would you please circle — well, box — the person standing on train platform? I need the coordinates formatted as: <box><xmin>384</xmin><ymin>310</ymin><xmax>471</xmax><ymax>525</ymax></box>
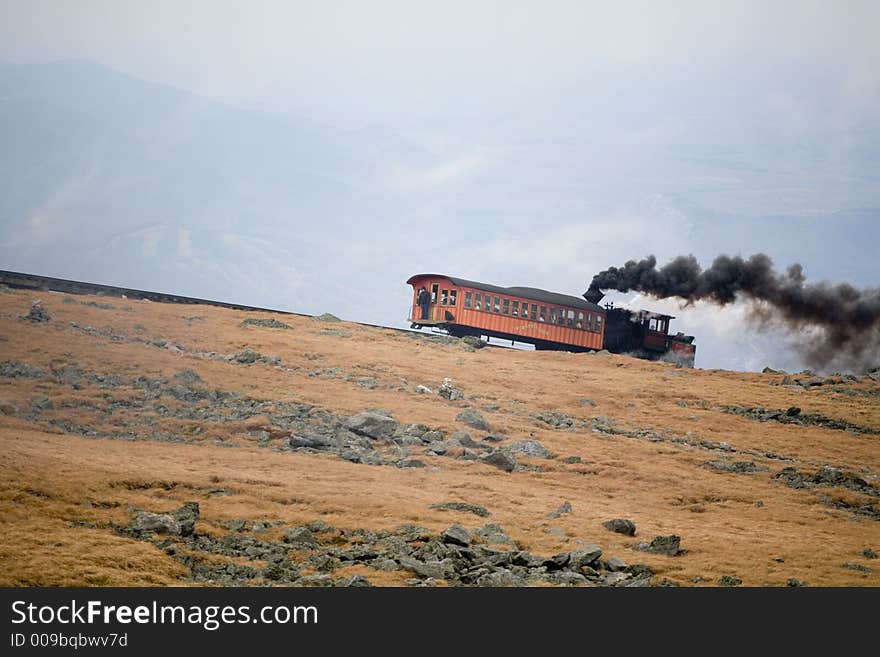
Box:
<box><xmin>417</xmin><ymin>286</ymin><xmax>430</xmax><ymax>319</ymax></box>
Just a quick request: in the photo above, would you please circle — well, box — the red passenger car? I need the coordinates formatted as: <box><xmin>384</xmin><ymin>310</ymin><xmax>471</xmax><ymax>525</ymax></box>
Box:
<box><xmin>407</xmin><ymin>274</ymin><xmax>606</xmax><ymax>351</ymax></box>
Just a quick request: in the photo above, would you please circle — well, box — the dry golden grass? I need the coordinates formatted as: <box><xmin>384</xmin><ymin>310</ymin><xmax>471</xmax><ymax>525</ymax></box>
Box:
<box><xmin>1</xmin><ymin>288</ymin><xmax>878</xmax><ymax>586</ymax></box>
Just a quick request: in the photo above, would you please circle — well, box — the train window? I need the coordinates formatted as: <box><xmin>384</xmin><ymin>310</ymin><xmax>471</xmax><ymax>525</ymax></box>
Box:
<box><xmin>430</xmin><ymin>284</ymin><xmax>438</xmax><ymax>303</ymax></box>
<box><xmin>539</xmin><ymin>306</ymin><xmax>547</xmax><ymax>322</ymax></box>
<box><xmin>502</xmin><ymin>298</ymin><xmax>510</xmax><ymax>315</ymax></box>
<box><xmin>567</xmin><ymin>309</ymin><xmax>575</xmax><ymax>326</ymax></box>
<box><xmin>493</xmin><ymin>296</ymin><xmax>501</xmax><ymax>313</ymax></box>
<box><xmin>512</xmin><ymin>300</ymin><xmax>519</xmax><ymax>317</ymax></box>
<box><xmin>577</xmin><ymin>312</ymin><xmax>584</xmax><ymax>329</ymax></box>
<box><xmin>649</xmin><ymin>318</ymin><xmax>658</xmax><ymax>331</ymax></box>
<box><xmin>474</xmin><ymin>293</ymin><xmax>482</xmax><ymax>310</ymax></box>
<box><xmin>464</xmin><ymin>291</ymin><xmax>472</xmax><ymax>308</ymax></box>
<box><xmin>596</xmin><ymin>315</ymin><xmax>603</xmax><ymax>332</ymax></box>
<box><xmin>450</xmin><ymin>290</ymin><xmax>457</xmax><ymax>306</ymax></box>
<box><xmin>530</xmin><ymin>304</ymin><xmax>537</xmax><ymax>320</ymax></box>
<box><xmin>549</xmin><ymin>307</ymin><xmax>557</xmax><ymax>324</ymax></box>
<box><xmin>440</xmin><ymin>289</ymin><xmax>449</xmax><ymax>306</ymax></box>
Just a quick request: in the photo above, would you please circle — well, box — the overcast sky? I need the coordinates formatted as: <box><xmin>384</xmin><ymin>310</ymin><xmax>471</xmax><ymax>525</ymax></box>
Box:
<box><xmin>1</xmin><ymin>1</ymin><xmax>878</xmax><ymax>372</ymax></box>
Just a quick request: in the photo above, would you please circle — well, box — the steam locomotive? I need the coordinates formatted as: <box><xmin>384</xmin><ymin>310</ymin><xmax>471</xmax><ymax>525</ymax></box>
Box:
<box><xmin>407</xmin><ymin>273</ymin><xmax>696</xmax><ymax>366</ymax></box>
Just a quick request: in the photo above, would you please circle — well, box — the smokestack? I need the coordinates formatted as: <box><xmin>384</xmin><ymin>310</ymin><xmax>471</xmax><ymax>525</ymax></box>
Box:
<box><xmin>588</xmin><ymin>254</ymin><xmax>880</xmax><ymax>372</ymax></box>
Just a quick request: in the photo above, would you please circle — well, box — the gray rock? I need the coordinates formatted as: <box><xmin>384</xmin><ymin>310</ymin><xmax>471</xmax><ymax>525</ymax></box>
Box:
<box><xmin>130</xmin><ymin>509</ymin><xmax>182</xmax><ymax>535</ymax></box>
<box><xmin>284</xmin><ymin>527</ymin><xmax>318</xmax><ymax>548</ymax></box>
<box><xmin>547</xmin><ymin>501</ymin><xmax>572</xmax><ymax>519</ymax></box>
<box><xmin>441</xmin><ymin>524</ymin><xmax>472</xmax><ymax>546</ymax></box>
<box><xmin>474</xmin><ymin>523</ymin><xmax>515</xmax><ymax>546</ymax></box>
<box><xmin>637</xmin><ymin>535</ymin><xmax>682</xmax><ymax>556</ymax></box>
<box><xmin>0</xmin><ymin>361</ymin><xmax>46</xmax><ymax>378</ymax></box>
<box><xmin>580</xmin><ymin>398</ymin><xmax>597</xmax><ymax>407</ymax></box>
<box><xmin>480</xmin><ymin>449</ymin><xmax>516</xmax><ymax>472</ymax></box>
<box><xmin>562</xmin><ymin>456</ymin><xmax>583</xmax><ymax>464</ymax></box>
<box><xmin>718</xmin><ymin>575</ymin><xmax>742</xmax><ymax>586</ymax></box>
<box><xmin>461</xmin><ymin>336</ymin><xmax>487</xmax><ymax>350</ymax></box>
<box><xmin>24</xmin><ymin>300</ymin><xmax>50</xmax><ymax>322</ymax></box>
<box><xmin>234</xmin><ymin>348</ymin><xmax>261</xmax><ymax>364</ymax></box>
<box><xmin>546</xmin><ymin>571</ymin><xmax>588</xmax><ymax>586</ymax></box>
<box><xmin>343</xmin><ymin>412</ymin><xmax>399</xmax><ymax>439</ymax></box>
<box><xmin>429</xmin><ymin>502</ymin><xmax>490</xmax><ymax>517</ymax></box>
<box><xmin>482</xmin><ymin>434</ymin><xmax>505</xmax><ymax>443</ymax></box>
<box><xmin>704</xmin><ymin>460</ymin><xmax>765</xmax><ymax>474</ymax></box>
<box><xmin>860</xmin><ymin>548</ymin><xmax>877</xmax><ymax>559</ymax></box>
<box><xmin>397</xmin><ymin>556</ymin><xmax>452</xmax><ymax>580</ymax></box>
<box><xmin>240</xmin><ymin>317</ymin><xmax>291</xmax><ymax>330</ymax></box>
<box><xmin>342</xmin><ymin>574</ymin><xmax>372</xmax><ymax>587</ymax></box>
<box><xmin>530</xmin><ymin>410</ymin><xmax>574</xmax><ymax>428</ymax></box>
<box><xmin>786</xmin><ymin>578</ymin><xmax>806</xmax><ymax>587</ymax></box>
<box><xmin>476</xmin><ymin>569</ymin><xmax>526</xmax><ymax>587</ymax></box>
<box><xmin>602</xmin><ymin>518</ymin><xmax>636</xmax><ymax>536</ymax></box>
<box><xmin>605</xmin><ymin>556</ymin><xmax>628</xmax><ymax>572</ymax></box>
<box><xmin>312</xmin><ymin>313</ymin><xmax>341</xmax><ymax>322</ymax></box>
<box><xmin>296</xmin><ymin>574</ymin><xmax>334</xmax><ymax>587</ymax></box>
<box><xmin>451</xmin><ymin>429</ymin><xmax>478</xmax><ymax>447</ymax></box>
<box><xmin>456</xmin><ymin>409</ymin><xmax>489</xmax><ymax>431</ymax></box>
<box><xmin>841</xmin><ymin>562</ymin><xmax>872</xmax><ymax>573</ymax></box>
<box><xmin>505</xmin><ymin>439</ymin><xmax>550</xmax><ymax>459</ymax></box>
<box><xmin>171</xmin><ymin>502</ymin><xmax>199</xmax><ymax>536</ymax></box>
<box><xmin>396</xmin><ymin>459</ymin><xmax>426</xmax><ymax>468</ymax></box>
<box><xmin>415</xmin><ymin>385</ymin><xmax>433</xmax><ymax>394</ymax></box>
<box><xmin>568</xmin><ymin>545</ymin><xmax>603</xmax><ymax>569</ymax></box>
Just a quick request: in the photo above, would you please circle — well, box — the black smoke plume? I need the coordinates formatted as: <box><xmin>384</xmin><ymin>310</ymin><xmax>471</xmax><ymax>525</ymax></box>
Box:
<box><xmin>587</xmin><ymin>254</ymin><xmax>880</xmax><ymax>372</ymax></box>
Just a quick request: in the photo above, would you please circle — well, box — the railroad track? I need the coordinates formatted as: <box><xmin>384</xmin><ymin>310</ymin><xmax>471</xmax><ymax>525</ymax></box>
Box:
<box><xmin>0</xmin><ymin>269</ymin><xmax>516</xmax><ymax>348</ymax></box>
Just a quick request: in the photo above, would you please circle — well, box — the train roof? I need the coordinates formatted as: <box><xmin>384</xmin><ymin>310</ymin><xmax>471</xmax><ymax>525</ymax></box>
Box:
<box><xmin>407</xmin><ymin>274</ymin><xmax>604</xmax><ymax>313</ymax></box>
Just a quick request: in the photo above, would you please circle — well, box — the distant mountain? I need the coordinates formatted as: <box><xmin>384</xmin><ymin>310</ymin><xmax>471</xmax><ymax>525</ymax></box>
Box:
<box><xmin>0</xmin><ymin>59</ymin><xmax>434</xmax><ymax>311</ymax></box>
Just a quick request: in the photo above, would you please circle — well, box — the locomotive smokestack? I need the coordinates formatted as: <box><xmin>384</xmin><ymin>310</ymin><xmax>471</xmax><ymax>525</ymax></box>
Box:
<box><xmin>583</xmin><ymin>286</ymin><xmax>604</xmax><ymax>305</ymax></box>
<box><xmin>589</xmin><ymin>254</ymin><xmax>880</xmax><ymax>372</ymax></box>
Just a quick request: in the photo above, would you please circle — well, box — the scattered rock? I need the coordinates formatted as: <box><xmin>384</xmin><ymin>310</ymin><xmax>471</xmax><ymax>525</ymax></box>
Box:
<box><xmin>415</xmin><ymin>385</ymin><xmax>433</xmax><ymax>394</ymax></box>
<box><xmin>762</xmin><ymin>367</ymin><xmax>785</xmax><ymax>374</ymax></box>
<box><xmin>343</xmin><ymin>412</ymin><xmax>399</xmax><ymax>440</ymax></box>
<box><xmin>240</xmin><ymin>317</ymin><xmax>291</xmax><ymax>330</ymax></box>
<box><xmin>504</xmin><ymin>439</ymin><xmax>550</xmax><ymax>459</ymax></box>
<box><xmin>562</xmin><ymin>456</ymin><xmax>583</xmax><ymax>464</ymax></box>
<box><xmin>636</xmin><ymin>535</ymin><xmax>683</xmax><ymax>556</ymax></box>
<box><xmin>476</xmin><ymin>570</ymin><xmax>526</xmax><ymax>587</ymax></box>
<box><xmin>284</xmin><ymin>527</ymin><xmax>319</xmax><ymax>548</ymax></box>
<box><xmin>580</xmin><ymin>398</ymin><xmax>596</xmax><ymax>407</ymax></box>
<box><xmin>313</xmin><ymin>313</ymin><xmax>341</xmax><ymax>322</ymax></box>
<box><xmin>460</xmin><ymin>336</ymin><xmax>487</xmax><ymax>350</ymax></box>
<box><xmin>480</xmin><ymin>449</ymin><xmax>516</xmax><ymax>473</ymax></box>
<box><xmin>440</xmin><ymin>524</ymin><xmax>472</xmax><ymax>546</ymax></box>
<box><xmin>860</xmin><ymin>548</ymin><xmax>877</xmax><ymax>559</ymax></box>
<box><xmin>234</xmin><ymin>348</ymin><xmax>261</xmax><ymax>364</ymax></box>
<box><xmin>173</xmin><ymin>369</ymin><xmax>203</xmax><ymax>385</ymax></box>
<box><xmin>605</xmin><ymin>556</ymin><xmax>628</xmax><ymax>572</ymax></box>
<box><xmin>171</xmin><ymin>502</ymin><xmax>200</xmax><ymax>537</ymax></box>
<box><xmin>703</xmin><ymin>460</ymin><xmax>766</xmax><ymax>474</ymax></box>
<box><xmin>568</xmin><ymin>545</ymin><xmax>602</xmax><ymax>569</ymax></box>
<box><xmin>130</xmin><ymin>509</ymin><xmax>182</xmax><ymax>535</ymax></box>
<box><xmin>841</xmin><ymin>562</ymin><xmax>872</xmax><ymax>573</ymax></box>
<box><xmin>786</xmin><ymin>578</ymin><xmax>806</xmax><ymax>587</ymax></box>
<box><xmin>23</xmin><ymin>300</ymin><xmax>50</xmax><ymax>322</ymax></box>
<box><xmin>547</xmin><ymin>501</ymin><xmax>572</xmax><ymax>519</ymax></box>
<box><xmin>429</xmin><ymin>502</ymin><xmax>490</xmax><ymax>517</ymax></box>
<box><xmin>530</xmin><ymin>410</ymin><xmax>574</xmax><ymax>429</ymax></box>
<box><xmin>602</xmin><ymin>518</ymin><xmax>636</xmax><ymax>536</ymax></box>
<box><xmin>0</xmin><ymin>361</ymin><xmax>46</xmax><ymax>378</ymax></box>
<box><xmin>718</xmin><ymin>575</ymin><xmax>742</xmax><ymax>586</ymax></box>
<box><xmin>456</xmin><ymin>409</ymin><xmax>489</xmax><ymax>431</ymax></box>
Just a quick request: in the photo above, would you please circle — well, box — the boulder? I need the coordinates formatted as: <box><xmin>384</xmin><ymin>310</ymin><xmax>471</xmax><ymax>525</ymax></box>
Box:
<box><xmin>505</xmin><ymin>439</ymin><xmax>550</xmax><ymax>459</ymax></box>
<box><xmin>480</xmin><ymin>449</ymin><xmax>516</xmax><ymax>472</ymax></box>
<box><xmin>439</xmin><ymin>378</ymin><xmax>464</xmax><ymax>401</ymax></box>
<box><xmin>602</xmin><ymin>518</ymin><xmax>636</xmax><ymax>536</ymax></box>
<box><xmin>547</xmin><ymin>501</ymin><xmax>572</xmax><ymax>519</ymax></box>
<box><xmin>441</xmin><ymin>524</ymin><xmax>472</xmax><ymax>546</ymax></box>
<box><xmin>171</xmin><ymin>502</ymin><xmax>199</xmax><ymax>536</ymax></box>
<box><xmin>284</xmin><ymin>527</ymin><xmax>319</xmax><ymax>548</ymax></box>
<box><xmin>343</xmin><ymin>412</ymin><xmax>399</xmax><ymax>439</ymax></box>
<box><xmin>476</xmin><ymin>569</ymin><xmax>526</xmax><ymax>587</ymax></box>
<box><xmin>456</xmin><ymin>409</ymin><xmax>489</xmax><ymax>431</ymax></box>
<box><xmin>637</xmin><ymin>535</ymin><xmax>683</xmax><ymax>556</ymax></box>
<box><xmin>568</xmin><ymin>545</ymin><xmax>603</xmax><ymax>569</ymax></box>
<box><xmin>130</xmin><ymin>509</ymin><xmax>182</xmax><ymax>535</ymax></box>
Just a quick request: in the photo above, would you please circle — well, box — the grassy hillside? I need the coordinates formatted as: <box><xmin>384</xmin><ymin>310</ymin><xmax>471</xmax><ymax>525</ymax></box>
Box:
<box><xmin>1</xmin><ymin>286</ymin><xmax>878</xmax><ymax>586</ymax></box>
